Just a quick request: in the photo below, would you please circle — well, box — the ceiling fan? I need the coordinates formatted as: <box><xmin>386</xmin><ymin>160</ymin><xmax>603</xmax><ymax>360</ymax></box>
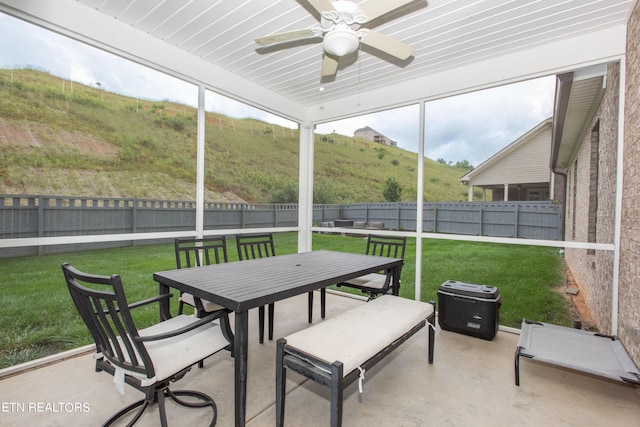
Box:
<box><xmin>254</xmin><ymin>0</ymin><xmax>423</xmax><ymax>78</ymax></box>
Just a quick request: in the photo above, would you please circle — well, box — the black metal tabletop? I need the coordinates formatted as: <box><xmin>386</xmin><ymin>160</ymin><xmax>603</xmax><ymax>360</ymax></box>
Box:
<box><xmin>153</xmin><ymin>250</ymin><xmax>403</xmax><ymax>313</ymax></box>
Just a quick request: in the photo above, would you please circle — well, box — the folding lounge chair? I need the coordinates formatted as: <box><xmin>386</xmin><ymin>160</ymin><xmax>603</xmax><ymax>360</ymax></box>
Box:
<box><xmin>515</xmin><ymin>319</ymin><xmax>640</xmax><ymax>386</ymax></box>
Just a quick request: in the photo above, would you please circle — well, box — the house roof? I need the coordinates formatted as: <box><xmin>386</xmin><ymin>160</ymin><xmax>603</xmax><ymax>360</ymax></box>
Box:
<box><xmin>354</xmin><ymin>126</ymin><xmax>376</xmax><ymax>134</ymax></box>
<box><xmin>0</xmin><ymin>0</ymin><xmax>631</xmax><ymax>125</ymax></box>
<box><xmin>551</xmin><ymin>64</ymin><xmax>608</xmax><ymax>174</ymax></box>
<box><xmin>460</xmin><ymin>117</ymin><xmax>553</xmax><ymax>184</ymax></box>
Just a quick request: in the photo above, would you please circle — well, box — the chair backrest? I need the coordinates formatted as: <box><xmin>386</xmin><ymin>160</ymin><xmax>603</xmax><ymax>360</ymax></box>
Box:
<box><xmin>62</xmin><ymin>263</ymin><xmax>153</xmax><ymax>379</ymax></box>
<box><xmin>236</xmin><ymin>233</ymin><xmax>276</xmax><ymax>260</ymax></box>
<box><xmin>365</xmin><ymin>235</ymin><xmax>407</xmax><ymax>259</ymax></box>
<box><xmin>175</xmin><ymin>236</ymin><xmax>228</xmax><ymax>269</ymax></box>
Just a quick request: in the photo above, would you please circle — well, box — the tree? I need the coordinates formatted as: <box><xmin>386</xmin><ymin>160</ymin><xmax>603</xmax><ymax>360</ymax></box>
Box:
<box><xmin>383</xmin><ymin>177</ymin><xmax>403</xmax><ymax>202</ymax></box>
<box><xmin>455</xmin><ymin>159</ymin><xmax>474</xmax><ymax>172</ymax></box>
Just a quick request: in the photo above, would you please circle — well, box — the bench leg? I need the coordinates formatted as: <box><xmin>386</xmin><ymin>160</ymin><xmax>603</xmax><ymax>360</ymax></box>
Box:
<box><xmin>276</xmin><ymin>339</ymin><xmax>287</xmax><ymax>427</ymax></box>
<box><xmin>428</xmin><ymin>301</ymin><xmax>436</xmax><ymax>364</ymax></box>
<box><xmin>308</xmin><ymin>291</ymin><xmax>314</xmax><ymax>323</ymax></box>
<box><xmin>515</xmin><ymin>346</ymin><xmax>521</xmax><ymax>386</ymax></box>
<box><xmin>330</xmin><ymin>362</ymin><xmax>344</xmax><ymax>427</ymax></box>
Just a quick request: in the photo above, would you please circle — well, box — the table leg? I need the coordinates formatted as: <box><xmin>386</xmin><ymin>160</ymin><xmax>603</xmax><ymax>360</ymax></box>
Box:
<box><xmin>392</xmin><ymin>266</ymin><xmax>401</xmax><ymax>296</ymax></box>
<box><xmin>158</xmin><ymin>283</ymin><xmax>171</xmax><ymax>321</ymax></box>
<box><xmin>235</xmin><ymin>310</ymin><xmax>249</xmax><ymax>427</ymax></box>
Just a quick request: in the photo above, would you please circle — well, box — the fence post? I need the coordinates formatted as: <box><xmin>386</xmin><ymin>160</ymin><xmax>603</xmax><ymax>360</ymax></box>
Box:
<box><xmin>132</xmin><ymin>198</ymin><xmax>138</xmax><ymax>234</ymax></box>
<box><xmin>37</xmin><ymin>196</ymin><xmax>44</xmax><ymax>255</ymax></box>
<box><xmin>434</xmin><ymin>205</ymin><xmax>438</xmax><ymax>233</ymax></box>
<box><xmin>132</xmin><ymin>198</ymin><xmax>138</xmax><ymax>247</ymax></box>
<box><xmin>515</xmin><ymin>203</ymin><xmax>520</xmax><ymax>238</ymax></box>
<box><xmin>274</xmin><ymin>204</ymin><xmax>278</xmax><ymax>227</ymax></box>
<box><xmin>479</xmin><ymin>204</ymin><xmax>483</xmax><ymax>236</ymax></box>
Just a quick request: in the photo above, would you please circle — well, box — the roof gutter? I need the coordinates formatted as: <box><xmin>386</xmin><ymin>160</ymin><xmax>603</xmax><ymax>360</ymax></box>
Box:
<box><xmin>550</xmin><ymin>72</ymin><xmax>574</xmax><ymax>174</ymax></box>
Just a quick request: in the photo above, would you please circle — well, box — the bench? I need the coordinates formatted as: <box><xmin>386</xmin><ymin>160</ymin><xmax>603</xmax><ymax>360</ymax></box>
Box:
<box><xmin>276</xmin><ymin>295</ymin><xmax>436</xmax><ymax>427</ymax></box>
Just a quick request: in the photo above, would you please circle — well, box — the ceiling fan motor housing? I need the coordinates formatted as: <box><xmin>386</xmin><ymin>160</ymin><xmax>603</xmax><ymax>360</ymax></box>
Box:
<box><xmin>321</xmin><ymin>1</ymin><xmax>364</xmax><ymax>57</ymax></box>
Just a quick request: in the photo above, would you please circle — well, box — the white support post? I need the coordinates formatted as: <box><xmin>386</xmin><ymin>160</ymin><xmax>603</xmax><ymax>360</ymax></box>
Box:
<box><xmin>195</xmin><ymin>85</ymin><xmax>205</xmax><ymax>238</ymax></box>
<box><xmin>468</xmin><ymin>184</ymin><xmax>473</xmax><ymax>201</ymax></box>
<box><xmin>504</xmin><ymin>184</ymin><xmax>509</xmax><ymax>201</ymax></box>
<box><xmin>415</xmin><ymin>101</ymin><xmax>425</xmax><ymax>302</ymax></box>
<box><xmin>298</xmin><ymin>123</ymin><xmax>315</xmax><ymax>253</ymax></box>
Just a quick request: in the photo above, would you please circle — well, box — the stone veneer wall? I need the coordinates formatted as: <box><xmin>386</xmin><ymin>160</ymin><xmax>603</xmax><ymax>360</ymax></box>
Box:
<box><xmin>564</xmin><ymin>62</ymin><xmax>620</xmax><ymax>335</ymax></box>
<box><xmin>619</xmin><ymin>1</ymin><xmax>640</xmax><ymax>365</ymax></box>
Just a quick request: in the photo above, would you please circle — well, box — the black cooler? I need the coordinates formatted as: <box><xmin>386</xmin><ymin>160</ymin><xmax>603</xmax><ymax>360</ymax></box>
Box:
<box><xmin>437</xmin><ymin>280</ymin><xmax>501</xmax><ymax>340</ymax></box>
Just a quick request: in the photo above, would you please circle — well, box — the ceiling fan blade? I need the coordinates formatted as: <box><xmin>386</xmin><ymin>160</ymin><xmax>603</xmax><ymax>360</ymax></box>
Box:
<box><xmin>321</xmin><ymin>54</ymin><xmax>338</xmax><ymax>77</ymax></box>
<box><xmin>360</xmin><ymin>0</ymin><xmax>419</xmax><ymax>23</ymax></box>
<box><xmin>255</xmin><ymin>29</ymin><xmax>318</xmax><ymax>46</ymax></box>
<box><xmin>306</xmin><ymin>0</ymin><xmax>336</xmax><ymax>15</ymax></box>
<box><xmin>361</xmin><ymin>30</ymin><xmax>415</xmax><ymax>60</ymax></box>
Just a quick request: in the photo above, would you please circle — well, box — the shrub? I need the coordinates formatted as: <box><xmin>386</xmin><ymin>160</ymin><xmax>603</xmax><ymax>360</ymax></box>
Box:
<box><xmin>383</xmin><ymin>177</ymin><xmax>402</xmax><ymax>202</ymax></box>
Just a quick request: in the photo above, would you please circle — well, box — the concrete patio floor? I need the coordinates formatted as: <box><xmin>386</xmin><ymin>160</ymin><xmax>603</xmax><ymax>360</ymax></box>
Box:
<box><xmin>1</xmin><ymin>291</ymin><xmax>639</xmax><ymax>426</ymax></box>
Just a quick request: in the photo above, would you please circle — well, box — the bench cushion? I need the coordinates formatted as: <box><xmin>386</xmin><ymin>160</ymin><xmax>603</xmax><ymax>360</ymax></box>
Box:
<box><xmin>284</xmin><ymin>295</ymin><xmax>433</xmax><ymax>376</ymax></box>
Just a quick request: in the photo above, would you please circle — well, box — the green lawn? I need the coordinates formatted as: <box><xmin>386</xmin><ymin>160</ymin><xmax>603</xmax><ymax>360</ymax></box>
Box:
<box><xmin>0</xmin><ymin>232</ymin><xmax>571</xmax><ymax>368</ymax></box>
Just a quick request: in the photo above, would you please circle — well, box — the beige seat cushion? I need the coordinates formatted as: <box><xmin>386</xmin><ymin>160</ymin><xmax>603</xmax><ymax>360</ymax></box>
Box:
<box><xmin>118</xmin><ymin>315</ymin><xmax>229</xmax><ymax>385</ymax></box>
<box><xmin>181</xmin><ymin>292</ymin><xmax>225</xmax><ymax>312</ymax></box>
<box><xmin>284</xmin><ymin>295</ymin><xmax>433</xmax><ymax>376</ymax></box>
<box><xmin>343</xmin><ymin>273</ymin><xmax>387</xmax><ymax>290</ymax></box>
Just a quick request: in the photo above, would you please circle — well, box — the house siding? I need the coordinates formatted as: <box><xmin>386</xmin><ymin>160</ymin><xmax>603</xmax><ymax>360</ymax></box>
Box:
<box><xmin>620</xmin><ymin>1</ymin><xmax>640</xmax><ymax>364</ymax></box>
<box><xmin>565</xmin><ymin>62</ymin><xmax>619</xmax><ymax>335</ymax></box>
<box><xmin>467</xmin><ymin>123</ymin><xmax>552</xmax><ymax>186</ymax></box>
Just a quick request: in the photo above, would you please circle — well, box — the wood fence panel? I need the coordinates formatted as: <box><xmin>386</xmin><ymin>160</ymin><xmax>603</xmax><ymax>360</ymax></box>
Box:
<box><xmin>0</xmin><ymin>196</ymin><xmax>564</xmax><ymax>258</ymax></box>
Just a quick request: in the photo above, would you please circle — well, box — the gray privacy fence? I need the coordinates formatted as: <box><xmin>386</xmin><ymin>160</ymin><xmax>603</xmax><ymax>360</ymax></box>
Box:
<box><xmin>0</xmin><ymin>195</ymin><xmax>562</xmax><ymax>258</ymax></box>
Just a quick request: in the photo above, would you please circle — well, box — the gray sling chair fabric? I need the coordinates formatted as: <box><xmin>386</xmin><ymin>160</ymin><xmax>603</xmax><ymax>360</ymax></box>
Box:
<box><xmin>515</xmin><ymin>319</ymin><xmax>640</xmax><ymax>386</ymax></box>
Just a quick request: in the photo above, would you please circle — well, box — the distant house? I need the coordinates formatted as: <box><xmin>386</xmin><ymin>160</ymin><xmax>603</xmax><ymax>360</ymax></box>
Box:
<box><xmin>459</xmin><ymin>118</ymin><xmax>553</xmax><ymax>201</ymax></box>
<box><xmin>353</xmin><ymin>126</ymin><xmax>397</xmax><ymax>147</ymax></box>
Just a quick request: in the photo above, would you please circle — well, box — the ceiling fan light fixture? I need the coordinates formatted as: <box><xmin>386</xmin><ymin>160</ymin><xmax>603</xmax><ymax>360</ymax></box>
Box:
<box><xmin>323</xmin><ymin>28</ymin><xmax>360</xmax><ymax>57</ymax></box>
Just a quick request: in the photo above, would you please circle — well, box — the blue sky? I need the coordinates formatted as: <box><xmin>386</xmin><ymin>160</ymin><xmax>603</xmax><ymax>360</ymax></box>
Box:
<box><xmin>1</xmin><ymin>13</ymin><xmax>555</xmax><ymax>167</ymax></box>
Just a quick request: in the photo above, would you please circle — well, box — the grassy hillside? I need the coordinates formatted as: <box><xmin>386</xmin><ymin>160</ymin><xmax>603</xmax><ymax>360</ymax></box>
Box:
<box><xmin>0</xmin><ymin>68</ymin><xmax>476</xmax><ymax>203</ymax></box>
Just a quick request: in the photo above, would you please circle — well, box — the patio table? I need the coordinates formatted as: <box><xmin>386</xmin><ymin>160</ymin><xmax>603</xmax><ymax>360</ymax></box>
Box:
<box><xmin>153</xmin><ymin>249</ymin><xmax>402</xmax><ymax>427</ymax></box>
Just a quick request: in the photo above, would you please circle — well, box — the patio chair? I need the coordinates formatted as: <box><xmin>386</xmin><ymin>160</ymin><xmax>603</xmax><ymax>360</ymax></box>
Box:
<box><xmin>62</xmin><ymin>263</ymin><xmax>229</xmax><ymax>427</ymax></box>
<box><xmin>174</xmin><ymin>236</ymin><xmax>234</xmax><ymax>362</ymax></box>
<box><xmin>236</xmin><ymin>233</ymin><xmax>276</xmax><ymax>343</ymax></box>
<box><xmin>310</xmin><ymin>235</ymin><xmax>407</xmax><ymax>322</ymax></box>
<box><xmin>175</xmin><ymin>236</ymin><xmax>229</xmax><ymax>315</ymax></box>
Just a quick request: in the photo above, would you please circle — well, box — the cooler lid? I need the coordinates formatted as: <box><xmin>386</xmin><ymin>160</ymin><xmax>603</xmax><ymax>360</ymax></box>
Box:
<box><xmin>438</xmin><ymin>280</ymin><xmax>500</xmax><ymax>299</ymax></box>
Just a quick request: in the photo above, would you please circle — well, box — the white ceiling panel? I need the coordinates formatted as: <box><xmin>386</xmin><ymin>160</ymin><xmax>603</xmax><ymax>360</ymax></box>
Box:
<box><xmin>0</xmin><ymin>0</ymin><xmax>633</xmax><ymax>122</ymax></box>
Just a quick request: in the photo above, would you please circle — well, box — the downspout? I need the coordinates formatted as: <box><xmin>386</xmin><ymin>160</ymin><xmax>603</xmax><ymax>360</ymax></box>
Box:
<box><xmin>550</xmin><ymin>73</ymin><xmax>574</xmax><ymax>241</ymax></box>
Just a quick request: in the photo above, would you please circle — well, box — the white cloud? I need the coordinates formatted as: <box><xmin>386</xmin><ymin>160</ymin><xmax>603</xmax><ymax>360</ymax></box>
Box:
<box><xmin>317</xmin><ymin>76</ymin><xmax>555</xmax><ymax>166</ymax></box>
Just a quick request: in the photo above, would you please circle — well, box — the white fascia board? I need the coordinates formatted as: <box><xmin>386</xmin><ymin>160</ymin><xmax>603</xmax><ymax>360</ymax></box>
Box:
<box><xmin>0</xmin><ymin>0</ymin><xmax>306</xmax><ymax>123</ymax></box>
<box><xmin>308</xmin><ymin>25</ymin><xmax>627</xmax><ymax>124</ymax></box>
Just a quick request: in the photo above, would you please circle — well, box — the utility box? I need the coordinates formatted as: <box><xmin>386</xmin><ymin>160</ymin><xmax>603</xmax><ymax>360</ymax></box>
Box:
<box><xmin>437</xmin><ymin>280</ymin><xmax>502</xmax><ymax>340</ymax></box>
